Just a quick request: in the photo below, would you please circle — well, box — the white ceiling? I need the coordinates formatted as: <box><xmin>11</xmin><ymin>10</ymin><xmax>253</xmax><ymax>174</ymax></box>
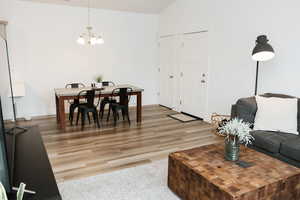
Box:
<box><xmin>21</xmin><ymin>0</ymin><xmax>175</xmax><ymax>14</ymax></box>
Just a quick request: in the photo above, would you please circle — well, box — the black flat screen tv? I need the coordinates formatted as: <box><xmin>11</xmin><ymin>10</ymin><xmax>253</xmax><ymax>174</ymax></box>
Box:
<box><xmin>0</xmin><ymin>98</ymin><xmax>10</xmax><ymax>192</ymax></box>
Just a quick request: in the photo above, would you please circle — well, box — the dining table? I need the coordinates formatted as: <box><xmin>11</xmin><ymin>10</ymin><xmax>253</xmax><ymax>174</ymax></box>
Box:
<box><xmin>54</xmin><ymin>84</ymin><xmax>144</xmax><ymax>130</ymax></box>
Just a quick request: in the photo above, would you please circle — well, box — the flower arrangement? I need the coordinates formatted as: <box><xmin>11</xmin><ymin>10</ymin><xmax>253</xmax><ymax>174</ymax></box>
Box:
<box><xmin>0</xmin><ymin>183</ymin><xmax>7</xmax><ymax>200</ymax></box>
<box><xmin>218</xmin><ymin>118</ymin><xmax>254</xmax><ymax>146</ymax></box>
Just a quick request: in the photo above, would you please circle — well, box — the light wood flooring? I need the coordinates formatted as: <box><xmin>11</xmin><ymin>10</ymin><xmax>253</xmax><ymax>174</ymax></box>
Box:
<box><xmin>19</xmin><ymin>105</ymin><xmax>222</xmax><ymax>182</ymax></box>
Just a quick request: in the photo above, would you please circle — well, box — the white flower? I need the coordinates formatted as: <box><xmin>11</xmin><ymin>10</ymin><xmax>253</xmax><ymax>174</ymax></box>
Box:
<box><xmin>218</xmin><ymin>118</ymin><xmax>254</xmax><ymax>146</ymax></box>
<box><xmin>0</xmin><ymin>182</ymin><xmax>8</xmax><ymax>200</ymax></box>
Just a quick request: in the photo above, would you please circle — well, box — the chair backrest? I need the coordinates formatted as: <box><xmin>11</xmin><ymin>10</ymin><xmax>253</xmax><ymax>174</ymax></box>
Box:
<box><xmin>65</xmin><ymin>83</ymin><xmax>85</xmax><ymax>89</ymax></box>
<box><xmin>101</xmin><ymin>81</ymin><xmax>115</xmax><ymax>87</ymax></box>
<box><xmin>77</xmin><ymin>89</ymin><xmax>96</xmax><ymax>107</ymax></box>
<box><xmin>112</xmin><ymin>88</ymin><xmax>133</xmax><ymax>105</ymax></box>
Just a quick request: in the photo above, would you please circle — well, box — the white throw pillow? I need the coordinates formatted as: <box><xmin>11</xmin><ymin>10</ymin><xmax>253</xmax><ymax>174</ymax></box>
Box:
<box><xmin>254</xmin><ymin>96</ymin><xmax>298</xmax><ymax>135</ymax></box>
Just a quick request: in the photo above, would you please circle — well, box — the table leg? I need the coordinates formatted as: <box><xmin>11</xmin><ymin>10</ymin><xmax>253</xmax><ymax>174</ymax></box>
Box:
<box><xmin>55</xmin><ymin>95</ymin><xmax>60</xmax><ymax>123</ymax></box>
<box><xmin>137</xmin><ymin>92</ymin><xmax>142</xmax><ymax>123</ymax></box>
<box><xmin>58</xmin><ymin>97</ymin><xmax>66</xmax><ymax>130</ymax></box>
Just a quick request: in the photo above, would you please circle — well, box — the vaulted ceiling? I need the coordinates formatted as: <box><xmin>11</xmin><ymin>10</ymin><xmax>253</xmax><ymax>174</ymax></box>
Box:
<box><xmin>21</xmin><ymin>0</ymin><xmax>175</xmax><ymax>14</ymax></box>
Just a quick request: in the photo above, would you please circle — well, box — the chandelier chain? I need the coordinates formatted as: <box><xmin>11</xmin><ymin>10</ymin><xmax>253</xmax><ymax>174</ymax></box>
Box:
<box><xmin>77</xmin><ymin>0</ymin><xmax>104</xmax><ymax>45</ymax></box>
<box><xmin>88</xmin><ymin>0</ymin><xmax>90</xmax><ymax>27</ymax></box>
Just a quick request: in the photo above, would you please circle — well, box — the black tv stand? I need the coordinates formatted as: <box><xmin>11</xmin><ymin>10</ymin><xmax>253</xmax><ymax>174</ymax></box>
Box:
<box><xmin>5</xmin><ymin>126</ymin><xmax>61</xmax><ymax>200</ymax></box>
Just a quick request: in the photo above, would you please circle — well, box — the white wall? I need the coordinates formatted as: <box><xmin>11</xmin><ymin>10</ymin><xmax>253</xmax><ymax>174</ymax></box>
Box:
<box><xmin>159</xmin><ymin>0</ymin><xmax>210</xmax><ymax>36</ymax></box>
<box><xmin>160</xmin><ymin>0</ymin><xmax>300</xmax><ymax>120</ymax></box>
<box><xmin>1</xmin><ymin>0</ymin><xmax>159</xmax><ymax>119</ymax></box>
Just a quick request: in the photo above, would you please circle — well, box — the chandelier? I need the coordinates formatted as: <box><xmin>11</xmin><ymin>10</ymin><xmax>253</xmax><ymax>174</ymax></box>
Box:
<box><xmin>77</xmin><ymin>0</ymin><xmax>104</xmax><ymax>45</ymax></box>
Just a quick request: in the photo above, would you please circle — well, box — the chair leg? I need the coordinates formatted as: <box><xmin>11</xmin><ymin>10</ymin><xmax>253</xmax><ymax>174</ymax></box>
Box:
<box><xmin>122</xmin><ymin>109</ymin><xmax>125</xmax><ymax>120</ymax></box>
<box><xmin>70</xmin><ymin>107</ymin><xmax>76</xmax><ymax>126</ymax></box>
<box><xmin>99</xmin><ymin>102</ymin><xmax>106</xmax><ymax>120</ymax></box>
<box><xmin>81</xmin><ymin>112</ymin><xmax>86</xmax><ymax>130</ymax></box>
<box><xmin>76</xmin><ymin>110</ymin><xmax>80</xmax><ymax>125</ymax></box>
<box><xmin>87</xmin><ymin>113</ymin><xmax>91</xmax><ymax>124</ymax></box>
<box><xmin>113</xmin><ymin>108</ymin><xmax>117</xmax><ymax>127</ymax></box>
<box><xmin>107</xmin><ymin>105</ymin><xmax>111</xmax><ymax>122</ymax></box>
<box><xmin>93</xmin><ymin>111</ymin><xmax>100</xmax><ymax>128</ymax></box>
<box><xmin>69</xmin><ymin>106</ymin><xmax>72</xmax><ymax>121</ymax></box>
<box><xmin>126</xmin><ymin>110</ymin><xmax>131</xmax><ymax>125</ymax></box>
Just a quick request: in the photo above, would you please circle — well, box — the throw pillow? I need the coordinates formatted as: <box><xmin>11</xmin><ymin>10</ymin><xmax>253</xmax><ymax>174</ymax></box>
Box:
<box><xmin>254</xmin><ymin>96</ymin><xmax>298</xmax><ymax>135</ymax></box>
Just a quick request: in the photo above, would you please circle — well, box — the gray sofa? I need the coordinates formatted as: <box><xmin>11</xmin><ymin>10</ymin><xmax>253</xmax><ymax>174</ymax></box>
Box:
<box><xmin>231</xmin><ymin>93</ymin><xmax>300</xmax><ymax>168</ymax></box>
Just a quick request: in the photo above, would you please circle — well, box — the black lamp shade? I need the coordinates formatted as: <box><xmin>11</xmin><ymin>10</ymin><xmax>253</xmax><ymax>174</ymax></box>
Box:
<box><xmin>252</xmin><ymin>35</ymin><xmax>275</xmax><ymax>61</ymax></box>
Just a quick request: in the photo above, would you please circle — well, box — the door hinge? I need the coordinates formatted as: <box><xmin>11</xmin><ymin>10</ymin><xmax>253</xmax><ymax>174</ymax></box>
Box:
<box><xmin>158</xmin><ymin>42</ymin><xmax>160</xmax><ymax>47</ymax></box>
<box><xmin>158</xmin><ymin>68</ymin><xmax>160</xmax><ymax>72</ymax></box>
<box><xmin>180</xmin><ymin>72</ymin><xmax>184</xmax><ymax>77</ymax></box>
<box><xmin>181</xmin><ymin>42</ymin><xmax>184</xmax><ymax>48</ymax></box>
<box><xmin>180</xmin><ymin>100</ymin><xmax>182</xmax><ymax>105</ymax></box>
<box><xmin>157</xmin><ymin>92</ymin><xmax>160</xmax><ymax>96</ymax></box>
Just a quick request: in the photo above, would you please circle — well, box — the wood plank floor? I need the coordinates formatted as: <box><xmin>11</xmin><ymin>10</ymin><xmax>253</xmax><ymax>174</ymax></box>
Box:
<box><xmin>19</xmin><ymin>105</ymin><xmax>222</xmax><ymax>182</ymax></box>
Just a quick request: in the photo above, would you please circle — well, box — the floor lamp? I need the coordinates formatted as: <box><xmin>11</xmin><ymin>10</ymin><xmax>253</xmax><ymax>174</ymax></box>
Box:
<box><xmin>0</xmin><ymin>21</ymin><xmax>32</xmax><ymax>194</ymax></box>
<box><xmin>252</xmin><ymin>35</ymin><xmax>275</xmax><ymax>95</ymax></box>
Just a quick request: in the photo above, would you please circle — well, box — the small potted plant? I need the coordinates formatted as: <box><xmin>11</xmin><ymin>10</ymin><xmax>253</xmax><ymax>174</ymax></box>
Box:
<box><xmin>218</xmin><ymin>118</ymin><xmax>254</xmax><ymax>161</ymax></box>
<box><xmin>94</xmin><ymin>75</ymin><xmax>103</xmax><ymax>86</ymax></box>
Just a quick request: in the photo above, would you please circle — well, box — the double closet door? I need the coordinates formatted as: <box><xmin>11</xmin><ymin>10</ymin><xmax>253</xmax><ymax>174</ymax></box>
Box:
<box><xmin>159</xmin><ymin>31</ymin><xmax>209</xmax><ymax>119</ymax></box>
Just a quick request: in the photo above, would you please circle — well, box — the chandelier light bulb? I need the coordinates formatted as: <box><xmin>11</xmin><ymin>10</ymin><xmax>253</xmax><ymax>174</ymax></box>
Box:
<box><xmin>77</xmin><ymin>36</ymin><xmax>85</xmax><ymax>45</ymax></box>
<box><xmin>96</xmin><ymin>37</ymin><xmax>104</xmax><ymax>44</ymax></box>
<box><xmin>90</xmin><ymin>37</ymin><xmax>97</xmax><ymax>45</ymax></box>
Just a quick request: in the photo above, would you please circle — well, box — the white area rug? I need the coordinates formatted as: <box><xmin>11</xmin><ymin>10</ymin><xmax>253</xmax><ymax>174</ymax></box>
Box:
<box><xmin>58</xmin><ymin>159</ymin><xmax>180</xmax><ymax>200</ymax></box>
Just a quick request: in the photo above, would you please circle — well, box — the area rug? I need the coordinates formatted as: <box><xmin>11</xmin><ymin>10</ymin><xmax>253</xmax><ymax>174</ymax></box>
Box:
<box><xmin>58</xmin><ymin>159</ymin><xmax>179</xmax><ymax>200</ymax></box>
<box><xmin>168</xmin><ymin>113</ymin><xmax>199</xmax><ymax>123</ymax></box>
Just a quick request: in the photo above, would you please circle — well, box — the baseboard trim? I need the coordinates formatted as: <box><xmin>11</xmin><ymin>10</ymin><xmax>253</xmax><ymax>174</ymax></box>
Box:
<box><xmin>12</xmin><ymin>104</ymin><xmax>161</xmax><ymax>121</ymax></box>
<box><xmin>159</xmin><ymin>105</ymin><xmax>173</xmax><ymax>110</ymax></box>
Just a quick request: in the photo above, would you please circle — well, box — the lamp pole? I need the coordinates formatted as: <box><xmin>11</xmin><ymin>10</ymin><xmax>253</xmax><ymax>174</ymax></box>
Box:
<box><xmin>4</xmin><ymin>39</ymin><xmax>17</xmax><ymax>123</ymax></box>
<box><xmin>255</xmin><ymin>61</ymin><xmax>259</xmax><ymax>96</ymax></box>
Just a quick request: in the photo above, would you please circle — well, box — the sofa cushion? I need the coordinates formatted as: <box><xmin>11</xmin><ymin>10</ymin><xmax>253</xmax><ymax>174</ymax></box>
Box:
<box><xmin>251</xmin><ymin>131</ymin><xmax>298</xmax><ymax>153</ymax></box>
<box><xmin>280</xmin><ymin>138</ymin><xmax>300</xmax><ymax>161</ymax></box>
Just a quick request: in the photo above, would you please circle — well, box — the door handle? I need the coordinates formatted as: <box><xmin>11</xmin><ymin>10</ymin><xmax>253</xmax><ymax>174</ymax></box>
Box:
<box><xmin>201</xmin><ymin>80</ymin><xmax>206</xmax><ymax>83</ymax></box>
<box><xmin>169</xmin><ymin>75</ymin><xmax>174</xmax><ymax>79</ymax></box>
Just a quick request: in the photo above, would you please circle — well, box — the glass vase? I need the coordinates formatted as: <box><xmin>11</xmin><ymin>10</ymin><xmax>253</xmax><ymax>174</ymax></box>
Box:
<box><xmin>224</xmin><ymin>139</ymin><xmax>240</xmax><ymax>161</ymax></box>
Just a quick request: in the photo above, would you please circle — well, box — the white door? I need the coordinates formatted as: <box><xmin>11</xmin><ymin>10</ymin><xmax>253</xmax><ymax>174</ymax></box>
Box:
<box><xmin>179</xmin><ymin>32</ymin><xmax>209</xmax><ymax>118</ymax></box>
<box><xmin>159</xmin><ymin>36</ymin><xmax>176</xmax><ymax>109</ymax></box>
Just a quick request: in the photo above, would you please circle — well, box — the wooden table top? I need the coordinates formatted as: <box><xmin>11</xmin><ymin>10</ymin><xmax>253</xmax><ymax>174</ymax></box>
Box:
<box><xmin>169</xmin><ymin>143</ymin><xmax>300</xmax><ymax>198</ymax></box>
<box><xmin>54</xmin><ymin>84</ymin><xmax>144</xmax><ymax>97</ymax></box>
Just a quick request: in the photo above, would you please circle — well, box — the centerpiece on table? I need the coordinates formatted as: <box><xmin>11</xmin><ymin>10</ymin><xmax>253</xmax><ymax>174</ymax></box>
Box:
<box><xmin>218</xmin><ymin>118</ymin><xmax>254</xmax><ymax>161</ymax></box>
<box><xmin>95</xmin><ymin>75</ymin><xmax>103</xmax><ymax>83</ymax></box>
<box><xmin>93</xmin><ymin>75</ymin><xmax>103</xmax><ymax>88</ymax></box>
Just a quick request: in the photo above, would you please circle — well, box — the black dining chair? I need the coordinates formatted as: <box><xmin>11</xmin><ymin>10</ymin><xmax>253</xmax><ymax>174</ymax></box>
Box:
<box><xmin>76</xmin><ymin>89</ymin><xmax>100</xmax><ymax>130</ymax></box>
<box><xmin>107</xmin><ymin>87</ymin><xmax>133</xmax><ymax>126</ymax></box>
<box><xmin>99</xmin><ymin>81</ymin><xmax>117</xmax><ymax>120</ymax></box>
<box><xmin>65</xmin><ymin>83</ymin><xmax>85</xmax><ymax>125</ymax></box>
